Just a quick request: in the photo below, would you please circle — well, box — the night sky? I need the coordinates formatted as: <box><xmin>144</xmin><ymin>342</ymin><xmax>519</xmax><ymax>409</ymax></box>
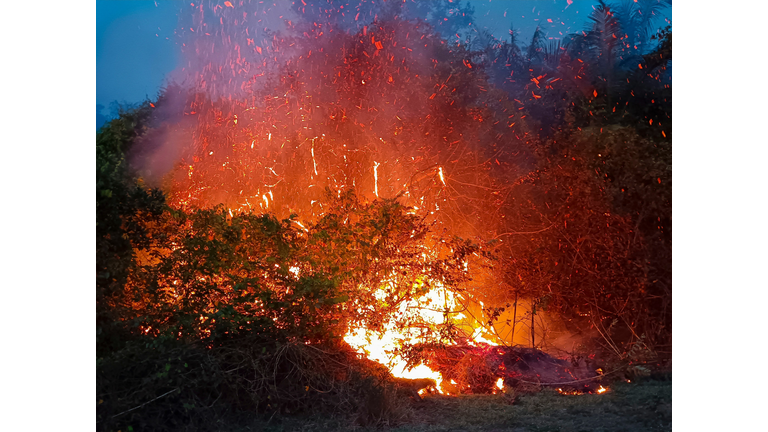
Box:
<box><xmin>96</xmin><ymin>0</ymin><xmax>671</xmax><ymax>128</ymax></box>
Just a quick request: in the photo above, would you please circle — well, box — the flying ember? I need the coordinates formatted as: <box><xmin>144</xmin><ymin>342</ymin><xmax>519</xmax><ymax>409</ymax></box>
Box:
<box><xmin>98</xmin><ymin>1</ymin><xmax>673</xmax><ymax>430</ymax></box>
<box><xmin>116</xmin><ymin>0</ymin><xmax>670</xmax><ymax>404</ymax></box>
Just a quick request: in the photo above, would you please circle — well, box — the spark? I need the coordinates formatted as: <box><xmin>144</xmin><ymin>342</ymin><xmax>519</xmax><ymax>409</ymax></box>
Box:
<box><xmin>311</xmin><ymin>141</ymin><xmax>318</xmax><ymax>176</ymax></box>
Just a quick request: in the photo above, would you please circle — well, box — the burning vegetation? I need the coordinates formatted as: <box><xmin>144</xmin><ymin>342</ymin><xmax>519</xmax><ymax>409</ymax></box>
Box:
<box><xmin>97</xmin><ymin>1</ymin><xmax>671</xmax><ymax>430</ymax></box>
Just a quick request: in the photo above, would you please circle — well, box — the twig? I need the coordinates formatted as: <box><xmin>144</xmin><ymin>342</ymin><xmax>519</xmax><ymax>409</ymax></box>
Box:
<box><xmin>111</xmin><ymin>388</ymin><xmax>178</xmax><ymax>418</ymax></box>
<box><xmin>493</xmin><ymin>222</ymin><xmax>556</xmax><ymax>237</ymax></box>
<box><xmin>515</xmin><ymin>365</ymin><xmax>626</xmax><ymax>386</ymax></box>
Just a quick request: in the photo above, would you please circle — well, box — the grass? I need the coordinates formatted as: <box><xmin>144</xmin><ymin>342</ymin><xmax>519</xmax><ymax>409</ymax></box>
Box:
<box><xmin>241</xmin><ymin>375</ymin><xmax>672</xmax><ymax>432</ymax></box>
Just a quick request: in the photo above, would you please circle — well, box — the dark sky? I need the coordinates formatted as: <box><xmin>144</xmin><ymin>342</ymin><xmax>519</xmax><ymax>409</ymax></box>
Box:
<box><xmin>96</xmin><ymin>0</ymin><xmax>671</xmax><ymax>124</ymax></box>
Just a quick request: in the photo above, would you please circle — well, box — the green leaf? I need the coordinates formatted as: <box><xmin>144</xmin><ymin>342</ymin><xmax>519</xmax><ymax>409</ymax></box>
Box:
<box><xmin>330</xmin><ymin>295</ymin><xmax>349</xmax><ymax>304</ymax></box>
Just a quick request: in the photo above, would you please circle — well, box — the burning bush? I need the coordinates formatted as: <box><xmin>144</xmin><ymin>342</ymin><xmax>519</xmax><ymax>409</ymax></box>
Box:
<box><xmin>117</xmin><ymin>189</ymin><xmax>478</xmax><ymax>346</ymax></box>
<box><xmin>97</xmin><ymin>153</ymin><xmax>483</xmax><ymax>429</ymax></box>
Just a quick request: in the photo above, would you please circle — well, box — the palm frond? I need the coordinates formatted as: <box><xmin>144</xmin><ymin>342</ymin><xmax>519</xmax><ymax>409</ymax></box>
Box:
<box><xmin>585</xmin><ymin>1</ymin><xmax>621</xmax><ymax>69</ymax></box>
<box><xmin>509</xmin><ymin>22</ymin><xmax>519</xmax><ymax>47</ymax></box>
<box><xmin>526</xmin><ymin>25</ymin><xmax>545</xmax><ymax>62</ymax></box>
<box><xmin>543</xmin><ymin>39</ymin><xmax>565</xmax><ymax>70</ymax></box>
<box><xmin>632</xmin><ymin>0</ymin><xmax>671</xmax><ymax>44</ymax></box>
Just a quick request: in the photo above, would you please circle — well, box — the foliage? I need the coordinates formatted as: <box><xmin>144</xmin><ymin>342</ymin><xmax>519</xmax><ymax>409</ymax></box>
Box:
<box><xmin>98</xmin><ymin>186</ymin><xmax>478</xmax><ymax>429</ymax></box>
<box><xmin>97</xmin><ymin>336</ymin><xmax>409</xmax><ymax>432</ymax></box>
<box><xmin>486</xmin><ymin>126</ymin><xmax>670</xmax><ymax>357</ymax></box>
<box><xmin>118</xmin><ymin>190</ymin><xmax>475</xmax><ymax>347</ymax></box>
<box><xmin>471</xmin><ymin>0</ymin><xmax>671</xmax><ymax>139</ymax></box>
<box><xmin>97</xmin><ymin>101</ymin><xmax>166</xmax><ymax>355</ymax></box>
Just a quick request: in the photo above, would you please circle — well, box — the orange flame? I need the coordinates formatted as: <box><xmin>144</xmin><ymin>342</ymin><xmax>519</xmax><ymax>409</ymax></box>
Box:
<box><xmin>344</xmin><ymin>280</ymin><xmax>459</xmax><ymax>393</ymax></box>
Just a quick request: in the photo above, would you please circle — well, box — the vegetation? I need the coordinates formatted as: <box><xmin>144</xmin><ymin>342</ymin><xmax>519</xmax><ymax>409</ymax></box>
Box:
<box><xmin>97</xmin><ymin>1</ymin><xmax>671</xmax><ymax>430</ymax></box>
<box><xmin>257</xmin><ymin>375</ymin><xmax>672</xmax><ymax>432</ymax></box>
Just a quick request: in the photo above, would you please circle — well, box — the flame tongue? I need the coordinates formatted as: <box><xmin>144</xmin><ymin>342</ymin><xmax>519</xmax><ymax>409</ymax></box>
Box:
<box><xmin>343</xmin><ymin>281</ymin><xmax>456</xmax><ymax>393</ymax></box>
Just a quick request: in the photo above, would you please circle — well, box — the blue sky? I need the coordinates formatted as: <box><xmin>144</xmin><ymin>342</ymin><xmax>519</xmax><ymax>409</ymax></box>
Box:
<box><xmin>96</xmin><ymin>0</ymin><xmax>671</xmax><ymax>126</ymax></box>
<box><xmin>96</xmin><ymin>1</ymin><xmax>179</xmax><ymax>113</ymax></box>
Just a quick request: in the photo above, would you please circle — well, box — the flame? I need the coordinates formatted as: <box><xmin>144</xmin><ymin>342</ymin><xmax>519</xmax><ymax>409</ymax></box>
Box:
<box><xmin>149</xmin><ymin>1</ymin><xmax>564</xmax><ymax>389</ymax></box>
<box><xmin>495</xmin><ymin>377</ymin><xmax>504</xmax><ymax>390</ymax></box>
<box><xmin>557</xmin><ymin>385</ymin><xmax>608</xmax><ymax>395</ymax></box>
<box><xmin>344</xmin><ymin>279</ymin><xmax>457</xmax><ymax>393</ymax></box>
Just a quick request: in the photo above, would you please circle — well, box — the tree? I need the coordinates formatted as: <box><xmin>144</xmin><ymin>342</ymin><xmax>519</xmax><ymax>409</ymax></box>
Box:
<box><xmin>488</xmin><ymin>125</ymin><xmax>670</xmax><ymax>356</ymax></box>
<box><xmin>97</xmin><ymin>101</ymin><xmax>167</xmax><ymax>355</ymax></box>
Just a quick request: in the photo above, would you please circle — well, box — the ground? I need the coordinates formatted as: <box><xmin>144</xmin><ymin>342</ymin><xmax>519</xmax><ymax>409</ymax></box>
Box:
<box><xmin>246</xmin><ymin>376</ymin><xmax>672</xmax><ymax>432</ymax></box>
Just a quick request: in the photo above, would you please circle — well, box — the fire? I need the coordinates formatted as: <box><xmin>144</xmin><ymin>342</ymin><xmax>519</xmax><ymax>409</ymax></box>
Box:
<box><xmin>146</xmin><ymin>0</ymin><xmax>557</xmax><ymax>390</ymax></box>
<box><xmin>557</xmin><ymin>385</ymin><xmax>608</xmax><ymax>395</ymax></box>
<box><xmin>344</xmin><ymin>280</ymin><xmax>457</xmax><ymax>393</ymax></box>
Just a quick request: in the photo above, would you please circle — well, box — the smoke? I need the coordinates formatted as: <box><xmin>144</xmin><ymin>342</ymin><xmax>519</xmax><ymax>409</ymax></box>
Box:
<box><xmin>124</xmin><ymin>0</ymin><xmax>657</xmax><ymax>354</ymax></box>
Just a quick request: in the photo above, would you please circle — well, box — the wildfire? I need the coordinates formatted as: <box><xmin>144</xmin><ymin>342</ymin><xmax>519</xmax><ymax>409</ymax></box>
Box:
<box><xmin>147</xmin><ymin>0</ymin><xmax>566</xmax><ymax>392</ymax></box>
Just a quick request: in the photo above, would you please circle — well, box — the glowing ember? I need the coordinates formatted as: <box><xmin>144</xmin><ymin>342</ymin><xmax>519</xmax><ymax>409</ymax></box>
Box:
<box><xmin>495</xmin><ymin>378</ymin><xmax>504</xmax><ymax>391</ymax></box>
<box><xmin>373</xmin><ymin>161</ymin><xmax>380</xmax><ymax>198</ymax></box>
<box><xmin>135</xmin><ymin>0</ymin><xmax>646</xmax><ymax>392</ymax></box>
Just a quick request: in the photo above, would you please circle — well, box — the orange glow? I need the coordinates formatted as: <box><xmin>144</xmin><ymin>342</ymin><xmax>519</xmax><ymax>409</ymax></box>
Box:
<box><xmin>373</xmin><ymin>161</ymin><xmax>380</xmax><ymax>198</ymax></box>
<box><xmin>147</xmin><ymin>2</ymin><xmax>633</xmax><ymax>391</ymax></box>
<box><xmin>344</xmin><ymin>280</ymin><xmax>458</xmax><ymax>393</ymax></box>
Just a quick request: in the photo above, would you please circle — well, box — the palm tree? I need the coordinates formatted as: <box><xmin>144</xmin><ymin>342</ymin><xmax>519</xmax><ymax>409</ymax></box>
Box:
<box><xmin>543</xmin><ymin>39</ymin><xmax>565</xmax><ymax>71</ymax></box>
<box><xmin>585</xmin><ymin>1</ymin><xmax>622</xmax><ymax>85</ymax></box>
<box><xmin>525</xmin><ymin>25</ymin><xmax>545</xmax><ymax>65</ymax></box>
<box><xmin>615</xmin><ymin>0</ymin><xmax>671</xmax><ymax>58</ymax></box>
